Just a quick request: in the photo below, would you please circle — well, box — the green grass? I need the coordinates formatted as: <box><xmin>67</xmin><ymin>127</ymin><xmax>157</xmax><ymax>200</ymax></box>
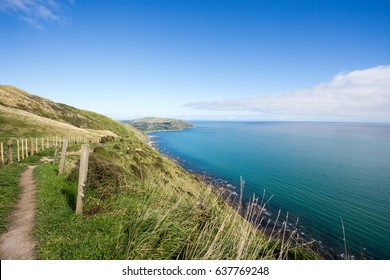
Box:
<box><xmin>0</xmin><ymin>164</ymin><xmax>27</xmax><ymax>234</ymax></box>
<box><xmin>15</xmin><ymin>148</ymin><xmax>56</xmax><ymax>165</ymax></box>
<box><xmin>34</xmin><ymin>163</ymin><xmax>136</xmax><ymax>259</ymax></box>
<box><xmin>0</xmin><ymin>113</ymin><xmax>44</xmax><ymax>141</ymax></box>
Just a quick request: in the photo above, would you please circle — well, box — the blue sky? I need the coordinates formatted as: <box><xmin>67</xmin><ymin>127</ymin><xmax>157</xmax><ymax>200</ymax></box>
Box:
<box><xmin>1</xmin><ymin>0</ymin><xmax>389</xmax><ymax>121</ymax></box>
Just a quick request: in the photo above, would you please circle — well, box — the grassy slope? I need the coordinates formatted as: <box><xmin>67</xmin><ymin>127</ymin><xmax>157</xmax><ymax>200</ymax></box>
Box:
<box><xmin>0</xmin><ymin>85</ymin><xmax>144</xmax><ymax>141</ymax></box>
<box><xmin>0</xmin><ymin>85</ymin><xmax>143</xmax><ymax>234</ymax></box>
<box><xmin>0</xmin><ymin>105</ymin><xmax>115</xmax><ymax>142</ymax></box>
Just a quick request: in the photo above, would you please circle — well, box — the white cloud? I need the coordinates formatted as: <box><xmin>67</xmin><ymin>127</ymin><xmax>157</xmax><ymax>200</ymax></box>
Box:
<box><xmin>185</xmin><ymin>65</ymin><xmax>390</xmax><ymax>121</ymax></box>
<box><xmin>0</xmin><ymin>0</ymin><xmax>72</xmax><ymax>29</ymax></box>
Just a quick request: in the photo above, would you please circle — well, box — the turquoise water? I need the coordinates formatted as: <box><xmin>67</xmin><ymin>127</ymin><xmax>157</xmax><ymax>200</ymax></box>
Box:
<box><xmin>149</xmin><ymin>122</ymin><xmax>390</xmax><ymax>259</ymax></box>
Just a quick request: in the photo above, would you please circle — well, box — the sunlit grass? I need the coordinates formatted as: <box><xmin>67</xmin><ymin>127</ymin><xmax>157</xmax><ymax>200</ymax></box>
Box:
<box><xmin>0</xmin><ymin>164</ymin><xmax>27</xmax><ymax>234</ymax></box>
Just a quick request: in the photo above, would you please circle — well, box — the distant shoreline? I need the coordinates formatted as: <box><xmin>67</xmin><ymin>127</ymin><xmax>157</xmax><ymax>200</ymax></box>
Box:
<box><xmin>127</xmin><ymin>117</ymin><xmax>195</xmax><ymax>133</ymax></box>
<box><xmin>145</xmin><ymin>126</ymin><xmax>195</xmax><ymax>134</ymax></box>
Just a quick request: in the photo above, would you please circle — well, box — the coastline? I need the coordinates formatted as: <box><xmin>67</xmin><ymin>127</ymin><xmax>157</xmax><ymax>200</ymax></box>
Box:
<box><xmin>146</xmin><ymin>133</ymin><xmax>335</xmax><ymax>259</ymax></box>
<box><xmin>146</xmin><ymin>127</ymin><xmax>194</xmax><ymax>147</ymax></box>
<box><xmin>145</xmin><ymin>126</ymin><xmax>195</xmax><ymax>134</ymax></box>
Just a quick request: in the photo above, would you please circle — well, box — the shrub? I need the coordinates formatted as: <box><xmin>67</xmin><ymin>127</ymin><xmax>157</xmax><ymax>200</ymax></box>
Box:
<box><xmin>68</xmin><ymin>153</ymin><xmax>130</xmax><ymax>198</ymax></box>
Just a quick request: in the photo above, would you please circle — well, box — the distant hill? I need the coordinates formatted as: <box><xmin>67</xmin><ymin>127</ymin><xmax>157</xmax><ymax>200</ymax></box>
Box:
<box><xmin>0</xmin><ymin>85</ymin><xmax>146</xmax><ymax>141</ymax></box>
<box><xmin>128</xmin><ymin>117</ymin><xmax>194</xmax><ymax>132</ymax></box>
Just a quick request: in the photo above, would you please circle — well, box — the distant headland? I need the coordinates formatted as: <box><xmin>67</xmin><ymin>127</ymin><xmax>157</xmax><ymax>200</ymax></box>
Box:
<box><xmin>126</xmin><ymin>117</ymin><xmax>194</xmax><ymax>132</ymax></box>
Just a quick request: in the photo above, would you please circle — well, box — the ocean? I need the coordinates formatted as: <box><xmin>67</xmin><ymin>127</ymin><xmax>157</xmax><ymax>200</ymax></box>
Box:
<box><xmin>148</xmin><ymin>121</ymin><xmax>390</xmax><ymax>260</ymax></box>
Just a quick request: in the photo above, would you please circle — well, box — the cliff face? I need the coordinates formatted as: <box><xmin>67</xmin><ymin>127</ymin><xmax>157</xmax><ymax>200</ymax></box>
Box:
<box><xmin>128</xmin><ymin>117</ymin><xmax>194</xmax><ymax>132</ymax></box>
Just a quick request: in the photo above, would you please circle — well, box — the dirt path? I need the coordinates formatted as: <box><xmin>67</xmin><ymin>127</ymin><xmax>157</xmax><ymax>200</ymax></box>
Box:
<box><xmin>0</xmin><ymin>165</ymin><xmax>38</xmax><ymax>259</ymax></box>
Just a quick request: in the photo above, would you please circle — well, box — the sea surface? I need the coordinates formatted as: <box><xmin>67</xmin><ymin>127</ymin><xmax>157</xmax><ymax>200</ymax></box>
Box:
<box><xmin>149</xmin><ymin>122</ymin><xmax>390</xmax><ymax>260</ymax></box>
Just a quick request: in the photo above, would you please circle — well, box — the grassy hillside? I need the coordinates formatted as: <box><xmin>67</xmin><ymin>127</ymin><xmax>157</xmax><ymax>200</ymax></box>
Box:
<box><xmin>0</xmin><ymin>105</ymin><xmax>115</xmax><ymax>142</ymax></box>
<box><xmin>0</xmin><ymin>85</ymin><xmax>319</xmax><ymax>260</ymax></box>
<box><xmin>128</xmin><ymin>117</ymin><xmax>194</xmax><ymax>132</ymax></box>
<box><xmin>0</xmin><ymin>85</ymin><xmax>145</xmax><ymax>141</ymax></box>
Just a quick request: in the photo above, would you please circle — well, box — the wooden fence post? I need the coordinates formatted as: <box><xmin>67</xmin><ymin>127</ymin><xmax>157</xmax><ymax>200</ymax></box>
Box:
<box><xmin>21</xmin><ymin>139</ymin><xmax>24</xmax><ymax>159</ymax></box>
<box><xmin>17</xmin><ymin>139</ymin><xmax>20</xmax><ymax>162</ymax></box>
<box><xmin>1</xmin><ymin>142</ymin><xmax>4</xmax><ymax>165</ymax></box>
<box><xmin>25</xmin><ymin>139</ymin><xmax>28</xmax><ymax>158</ymax></box>
<box><xmin>47</xmin><ymin>137</ymin><xmax>49</xmax><ymax>149</ymax></box>
<box><xmin>29</xmin><ymin>138</ymin><xmax>34</xmax><ymax>156</ymax></box>
<box><xmin>41</xmin><ymin>137</ymin><xmax>44</xmax><ymax>151</ymax></box>
<box><xmin>58</xmin><ymin>138</ymin><xmax>69</xmax><ymax>174</ymax></box>
<box><xmin>53</xmin><ymin>148</ymin><xmax>59</xmax><ymax>165</ymax></box>
<box><xmin>7</xmin><ymin>140</ymin><xmax>13</xmax><ymax>164</ymax></box>
<box><xmin>76</xmin><ymin>144</ymin><xmax>90</xmax><ymax>215</ymax></box>
<box><xmin>35</xmin><ymin>138</ymin><xmax>38</xmax><ymax>153</ymax></box>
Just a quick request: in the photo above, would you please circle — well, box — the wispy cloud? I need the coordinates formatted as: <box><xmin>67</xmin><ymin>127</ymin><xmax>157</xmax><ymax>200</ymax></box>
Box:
<box><xmin>185</xmin><ymin>65</ymin><xmax>390</xmax><ymax>121</ymax></box>
<box><xmin>0</xmin><ymin>0</ymin><xmax>73</xmax><ymax>29</ymax></box>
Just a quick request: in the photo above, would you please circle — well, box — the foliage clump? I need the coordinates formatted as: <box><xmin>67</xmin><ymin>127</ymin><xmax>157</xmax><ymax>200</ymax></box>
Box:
<box><xmin>93</xmin><ymin>146</ymin><xmax>114</xmax><ymax>160</ymax></box>
<box><xmin>100</xmin><ymin>136</ymin><xmax>115</xmax><ymax>143</ymax></box>
<box><xmin>68</xmin><ymin>152</ymin><xmax>130</xmax><ymax>198</ymax></box>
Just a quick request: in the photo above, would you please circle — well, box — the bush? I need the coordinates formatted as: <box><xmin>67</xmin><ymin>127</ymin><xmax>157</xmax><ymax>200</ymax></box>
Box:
<box><xmin>68</xmin><ymin>153</ymin><xmax>130</xmax><ymax>198</ymax></box>
<box><xmin>100</xmin><ymin>136</ymin><xmax>115</xmax><ymax>143</ymax></box>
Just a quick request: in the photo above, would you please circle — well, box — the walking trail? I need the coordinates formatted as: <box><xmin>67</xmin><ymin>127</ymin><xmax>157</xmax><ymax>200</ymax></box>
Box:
<box><xmin>0</xmin><ymin>165</ymin><xmax>38</xmax><ymax>259</ymax></box>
